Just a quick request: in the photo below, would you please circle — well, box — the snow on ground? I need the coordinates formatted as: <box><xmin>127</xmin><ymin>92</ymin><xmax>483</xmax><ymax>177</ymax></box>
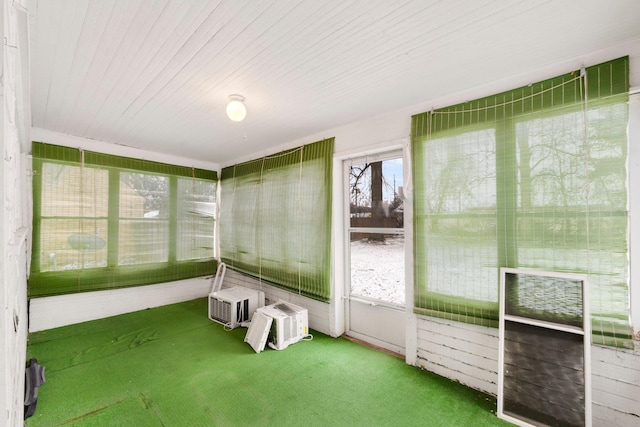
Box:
<box><xmin>350</xmin><ymin>236</ymin><xmax>405</xmax><ymax>305</ymax></box>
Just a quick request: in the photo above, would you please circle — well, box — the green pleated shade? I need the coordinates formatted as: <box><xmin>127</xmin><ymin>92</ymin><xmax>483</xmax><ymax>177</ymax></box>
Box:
<box><xmin>219</xmin><ymin>138</ymin><xmax>334</xmax><ymax>302</ymax></box>
<box><xmin>411</xmin><ymin>57</ymin><xmax>632</xmax><ymax>348</ymax></box>
<box><xmin>29</xmin><ymin>142</ymin><xmax>217</xmax><ymax>296</ymax></box>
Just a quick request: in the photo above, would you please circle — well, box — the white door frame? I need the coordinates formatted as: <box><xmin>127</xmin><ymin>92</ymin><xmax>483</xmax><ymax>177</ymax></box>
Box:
<box><xmin>342</xmin><ymin>149</ymin><xmax>406</xmax><ymax>354</ymax></box>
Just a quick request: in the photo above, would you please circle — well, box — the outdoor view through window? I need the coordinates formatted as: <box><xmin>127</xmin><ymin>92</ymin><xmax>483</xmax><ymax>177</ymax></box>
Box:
<box><xmin>349</xmin><ymin>157</ymin><xmax>404</xmax><ymax>305</ymax></box>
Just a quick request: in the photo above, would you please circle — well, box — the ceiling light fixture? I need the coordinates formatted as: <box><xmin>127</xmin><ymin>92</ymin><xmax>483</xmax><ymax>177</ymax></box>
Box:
<box><xmin>226</xmin><ymin>94</ymin><xmax>247</xmax><ymax>122</ymax></box>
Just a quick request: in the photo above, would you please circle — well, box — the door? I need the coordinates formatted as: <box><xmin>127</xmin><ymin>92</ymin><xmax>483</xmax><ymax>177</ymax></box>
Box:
<box><xmin>345</xmin><ymin>151</ymin><xmax>405</xmax><ymax>354</ymax></box>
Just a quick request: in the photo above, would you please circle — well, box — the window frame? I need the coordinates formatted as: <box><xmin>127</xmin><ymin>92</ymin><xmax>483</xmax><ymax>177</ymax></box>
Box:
<box><xmin>29</xmin><ymin>143</ymin><xmax>217</xmax><ymax>297</ymax></box>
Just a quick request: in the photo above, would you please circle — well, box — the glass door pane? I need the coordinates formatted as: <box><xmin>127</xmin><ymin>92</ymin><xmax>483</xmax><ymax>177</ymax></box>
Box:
<box><xmin>350</xmin><ymin>232</ymin><xmax>404</xmax><ymax>304</ymax></box>
<box><xmin>349</xmin><ymin>159</ymin><xmax>404</xmax><ymax>229</ymax></box>
<box><xmin>348</xmin><ymin>156</ymin><xmax>404</xmax><ymax>305</ymax></box>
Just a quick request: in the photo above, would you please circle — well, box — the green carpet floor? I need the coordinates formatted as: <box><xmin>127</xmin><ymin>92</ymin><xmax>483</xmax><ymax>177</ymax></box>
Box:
<box><xmin>26</xmin><ymin>298</ymin><xmax>513</xmax><ymax>427</ymax></box>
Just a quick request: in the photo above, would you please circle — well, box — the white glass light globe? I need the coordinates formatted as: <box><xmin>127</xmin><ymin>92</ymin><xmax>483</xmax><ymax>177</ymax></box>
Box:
<box><xmin>226</xmin><ymin>98</ymin><xmax>247</xmax><ymax>122</ymax></box>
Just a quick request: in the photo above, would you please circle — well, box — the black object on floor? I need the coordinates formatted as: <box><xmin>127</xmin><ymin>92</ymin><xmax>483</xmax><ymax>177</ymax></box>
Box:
<box><xmin>24</xmin><ymin>358</ymin><xmax>46</xmax><ymax>419</ymax></box>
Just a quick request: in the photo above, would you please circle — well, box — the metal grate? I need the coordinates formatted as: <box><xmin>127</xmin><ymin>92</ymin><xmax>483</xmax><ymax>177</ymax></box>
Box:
<box><xmin>209</xmin><ymin>299</ymin><xmax>232</xmax><ymax>324</ymax></box>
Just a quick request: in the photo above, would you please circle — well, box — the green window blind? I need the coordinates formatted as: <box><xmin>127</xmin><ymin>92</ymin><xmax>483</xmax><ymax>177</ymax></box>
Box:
<box><xmin>219</xmin><ymin>138</ymin><xmax>334</xmax><ymax>302</ymax></box>
<box><xmin>412</xmin><ymin>57</ymin><xmax>632</xmax><ymax>348</ymax></box>
<box><xmin>29</xmin><ymin>142</ymin><xmax>217</xmax><ymax>297</ymax></box>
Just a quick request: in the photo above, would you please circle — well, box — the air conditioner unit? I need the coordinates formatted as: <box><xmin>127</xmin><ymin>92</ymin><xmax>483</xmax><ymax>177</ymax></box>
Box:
<box><xmin>208</xmin><ymin>286</ymin><xmax>265</xmax><ymax>329</ymax></box>
<box><xmin>250</xmin><ymin>301</ymin><xmax>308</xmax><ymax>351</ymax></box>
<box><xmin>244</xmin><ymin>310</ymin><xmax>273</xmax><ymax>353</ymax></box>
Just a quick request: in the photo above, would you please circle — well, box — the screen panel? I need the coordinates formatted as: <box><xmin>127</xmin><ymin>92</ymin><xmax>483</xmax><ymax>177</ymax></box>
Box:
<box><xmin>499</xmin><ymin>268</ymin><xmax>591</xmax><ymax>427</ymax></box>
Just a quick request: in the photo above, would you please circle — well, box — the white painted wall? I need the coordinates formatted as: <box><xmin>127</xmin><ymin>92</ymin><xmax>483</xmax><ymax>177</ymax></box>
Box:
<box><xmin>591</xmin><ymin>345</ymin><xmax>640</xmax><ymax>427</ymax></box>
<box><xmin>31</xmin><ymin>128</ymin><xmax>221</xmax><ymax>173</ymax></box>
<box><xmin>629</xmin><ymin>91</ymin><xmax>640</xmax><ymax>340</ymax></box>
<box><xmin>1</xmin><ymin>1</ymin><xmax>30</xmax><ymax>425</ymax></box>
<box><xmin>28</xmin><ymin>277</ymin><xmax>212</xmax><ymax>332</ymax></box>
<box><xmin>417</xmin><ymin>317</ymin><xmax>499</xmax><ymax>394</ymax></box>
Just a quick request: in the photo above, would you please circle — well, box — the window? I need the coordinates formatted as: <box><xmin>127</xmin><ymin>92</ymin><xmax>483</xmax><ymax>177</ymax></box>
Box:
<box><xmin>38</xmin><ymin>162</ymin><xmax>109</xmax><ymax>272</ymax></box>
<box><xmin>29</xmin><ymin>143</ymin><xmax>217</xmax><ymax>297</ymax></box>
<box><xmin>119</xmin><ymin>172</ymin><xmax>170</xmax><ymax>265</ymax></box>
<box><xmin>219</xmin><ymin>138</ymin><xmax>334</xmax><ymax>301</ymax></box>
<box><xmin>412</xmin><ymin>57</ymin><xmax>632</xmax><ymax>348</ymax></box>
<box><xmin>177</xmin><ymin>177</ymin><xmax>216</xmax><ymax>261</ymax></box>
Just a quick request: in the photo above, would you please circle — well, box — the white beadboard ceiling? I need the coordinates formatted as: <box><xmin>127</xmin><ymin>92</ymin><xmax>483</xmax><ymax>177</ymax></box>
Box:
<box><xmin>28</xmin><ymin>0</ymin><xmax>640</xmax><ymax>165</ymax></box>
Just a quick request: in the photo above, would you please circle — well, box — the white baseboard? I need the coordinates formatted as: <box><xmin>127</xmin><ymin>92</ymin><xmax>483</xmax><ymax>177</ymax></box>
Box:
<box><xmin>28</xmin><ymin>277</ymin><xmax>212</xmax><ymax>332</ymax></box>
